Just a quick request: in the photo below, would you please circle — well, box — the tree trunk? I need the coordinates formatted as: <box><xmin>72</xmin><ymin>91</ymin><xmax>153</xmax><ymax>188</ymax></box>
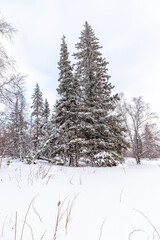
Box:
<box><xmin>136</xmin><ymin>156</ymin><xmax>141</xmax><ymax>164</ymax></box>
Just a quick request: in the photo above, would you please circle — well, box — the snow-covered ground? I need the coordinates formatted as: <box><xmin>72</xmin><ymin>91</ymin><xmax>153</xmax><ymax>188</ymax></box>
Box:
<box><xmin>0</xmin><ymin>158</ymin><xmax>160</xmax><ymax>240</ymax></box>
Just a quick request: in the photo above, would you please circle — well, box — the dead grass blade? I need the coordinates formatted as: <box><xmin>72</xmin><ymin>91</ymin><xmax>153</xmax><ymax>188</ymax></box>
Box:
<box><xmin>20</xmin><ymin>196</ymin><xmax>38</xmax><ymax>240</ymax></box>
<box><xmin>14</xmin><ymin>211</ymin><xmax>17</xmax><ymax>240</ymax></box>
<box><xmin>134</xmin><ymin>209</ymin><xmax>160</xmax><ymax>239</ymax></box>
<box><xmin>99</xmin><ymin>218</ymin><xmax>106</xmax><ymax>240</ymax></box>
<box><xmin>65</xmin><ymin>194</ymin><xmax>78</xmax><ymax>235</ymax></box>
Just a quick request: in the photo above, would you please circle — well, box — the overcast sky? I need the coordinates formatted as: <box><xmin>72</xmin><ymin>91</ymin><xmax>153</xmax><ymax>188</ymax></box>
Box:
<box><xmin>1</xmin><ymin>0</ymin><xmax>160</xmax><ymax>117</ymax></box>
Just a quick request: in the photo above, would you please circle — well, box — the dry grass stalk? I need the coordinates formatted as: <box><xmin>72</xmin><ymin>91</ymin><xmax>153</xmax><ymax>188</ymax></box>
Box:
<box><xmin>53</xmin><ymin>198</ymin><xmax>67</xmax><ymax>240</ymax></box>
<box><xmin>28</xmin><ymin>165</ymin><xmax>52</xmax><ymax>185</ymax></box>
<box><xmin>1</xmin><ymin>215</ymin><xmax>7</xmax><ymax>237</ymax></box>
<box><xmin>120</xmin><ymin>188</ymin><xmax>124</xmax><ymax>203</ymax></box>
<box><xmin>46</xmin><ymin>175</ymin><xmax>52</xmax><ymax>185</ymax></box>
<box><xmin>123</xmin><ymin>167</ymin><xmax>127</xmax><ymax>175</ymax></box>
<box><xmin>24</xmin><ymin>221</ymin><xmax>34</xmax><ymax>240</ymax></box>
<box><xmin>65</xmin><ymin>195</ymin><xmax>78</xmax><ymax>235</ymax></box>
<box><xmin>14</xmin><ymin>211</ymin><xmax>17</xmax><ymax>240</ymax></box>
<box><xmin>14</xmin><ymin>166</ymin><xmax>22</xmax><ymax>189</ymax></box>
<box><xmin>40</xmin><ymin>229</ymin><xmax>47</xmax><ymax>240</ymax></box>
<box><xmin>41</xmin><ymin>166</ymin><xmax>52</xmax><ymax>179</ymax></box>
<box><xmin>99</xmin><ymin>218</ymin><xmax>106</xmax><ymax>240</ymax></box>
<box><xmin>134</xmin><ymin>209</ymin><xmax>160</xmax><ymax>239</ymax></box>
<box><xmin>27</xmin><ymin>167</ymin><xmax>34</xmax><ymax>185</ymax></box>
<box><xmin>69</xmin><ymin>176</ymin><xmax>74</xmax><ymax>185</ymax></box>
<box><xmin>20</xmin><ymin>196</ymin><xmax>37</xmax><ymax>240</ymax></box>
<box><xmin>36</xmin><ymin>165</ymin><xmax>52</xmax><ymax>179</ymax></box>
<box><xmin>79</xmin><ymin>175</ymin><xmax>82</xmax><ymax>185</ymax></box>
<box><xmin>152</xmin><ymin>227</ymin><xmax>160</xmax><ymax>240</ymax></box>
<box><xmin>32</xmin><ymin>202</ymin><xmax>42</xmax><ymax>223</ymax></box>
<box><xmin>128</xmin><ymin>229</ymin><xmax>145</xmax><ymax>240</ymax></box>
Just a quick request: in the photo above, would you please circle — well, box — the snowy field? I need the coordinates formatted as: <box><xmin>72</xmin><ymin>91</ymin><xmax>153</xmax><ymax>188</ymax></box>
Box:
<box><xmin>0</xmin><ymin>158</ymin><xmax>160</xmax><ymax>240</ymax></box>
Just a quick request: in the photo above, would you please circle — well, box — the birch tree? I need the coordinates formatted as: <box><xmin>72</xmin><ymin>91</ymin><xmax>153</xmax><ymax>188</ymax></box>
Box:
<box><xmin>118</xmin><ymin>95</ymin><xmax>158</xmax><ymax>164</ymax></box>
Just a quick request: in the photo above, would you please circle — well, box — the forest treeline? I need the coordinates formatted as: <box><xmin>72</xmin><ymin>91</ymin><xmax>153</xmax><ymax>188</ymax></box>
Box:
<box><xmin>0</xmin><ymin>15</ymin><xmax>160</xmax><ymax>166</ymax></box>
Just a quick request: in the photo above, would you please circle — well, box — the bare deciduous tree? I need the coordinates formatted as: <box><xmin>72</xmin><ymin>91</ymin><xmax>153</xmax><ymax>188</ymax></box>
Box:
<box><xmin>117</xmin><ymin>94</ymin><xmax>158</xmax><ymax>164</ymax></box>
<box><xmin>0</xmin><ymin>14</ymin><xmax>17</xmax><ymax>104</ymax></box>
<box><xmin>0</xmin><ymin>16</ymin><xmax>15</xmax><ymax>39</ymax></box>
<box><xmin>0</xmin><ymin>14</ymin><xmax>29</xmax><ymax>160</ymax></box>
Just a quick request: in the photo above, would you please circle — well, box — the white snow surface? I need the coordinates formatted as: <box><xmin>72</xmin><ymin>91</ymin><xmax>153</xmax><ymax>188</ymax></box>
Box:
<box><xmin>0</xmin><ymin>158</ymin><xmax>160</xmax><ymax>240</ymax></box>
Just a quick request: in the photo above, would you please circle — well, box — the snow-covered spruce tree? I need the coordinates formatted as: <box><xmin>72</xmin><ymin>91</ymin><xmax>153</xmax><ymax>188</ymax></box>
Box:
<box><xmin>31</xmin><ymin>83</ymin><xmax>44</xmax><ymax>156</ymax></box>
<box><xmin>41</xmin><ymin>106</ymin><xmax>56</xmax><ymax>160</ymax></box>
<box><xmin>40</xmin><ymin>98</ymin><xmax>51</xmax><ymax>157</ymax></box>
<box><xmin>73</xmin><ymin>22</ymin><xmax>128</xmax><ymax>166</ymax></box>
<box><xmin>43</xmin><ymin>98</ymin><xmax>50</xmax><ymax>122</ymax></box>
<box><xmin>51</xmin><ymin>36</ymin><xmax>83</xmax><ymax>166</ymax></box>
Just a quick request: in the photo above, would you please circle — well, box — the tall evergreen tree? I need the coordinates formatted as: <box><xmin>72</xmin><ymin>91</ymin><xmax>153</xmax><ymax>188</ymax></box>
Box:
<box><xmin>43</xmin><ymin>98</ymin><xmax>50</xmax><ymax>123</ymax></box>
<box><xmin>31</xmin><ymin>83</ymin><xmax>44</xmax><ymax>154</ymax></box>
<box><xmin>40</xmin><ymin>98</ymin><xmax>51</xmax><ymax>157</ymax></box>
<box><xmin>51</xmin><ymin>36</ymin><xmax>83</xmax><ymax>166</ymax></box>
<box><xmin>73</xmin><ymin>22</ymin><xmax>128</xmax><ymax>166</ymax></box>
